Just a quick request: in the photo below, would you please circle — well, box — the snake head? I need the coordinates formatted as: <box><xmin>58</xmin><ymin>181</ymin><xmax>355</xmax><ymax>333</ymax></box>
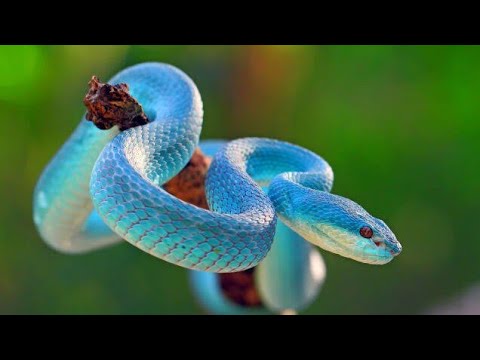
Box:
<box><xmin>280</xmin><ymin>191</ymin><xmax>402</xmax><ymax>265</ymax></box>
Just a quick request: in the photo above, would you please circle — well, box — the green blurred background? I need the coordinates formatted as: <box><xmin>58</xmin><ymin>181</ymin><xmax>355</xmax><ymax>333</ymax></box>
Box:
<box><xmin>0</xmin><ymin>45</ymin><xmax>478</xmax><ymax>314</ymax></box>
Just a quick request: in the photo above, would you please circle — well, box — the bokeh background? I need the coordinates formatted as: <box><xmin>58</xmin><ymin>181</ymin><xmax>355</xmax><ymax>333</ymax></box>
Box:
<box><xmin>0</xmin><ymin>45</ymin><xmax>478</xmax><ymax>314</ymax></box>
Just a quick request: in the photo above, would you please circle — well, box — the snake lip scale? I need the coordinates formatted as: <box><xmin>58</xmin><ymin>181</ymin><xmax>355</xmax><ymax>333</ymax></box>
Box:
<box><xmin>33</xmin><ymin>62</ymin><xmax>402</xmax><ymax>312</ymax></box>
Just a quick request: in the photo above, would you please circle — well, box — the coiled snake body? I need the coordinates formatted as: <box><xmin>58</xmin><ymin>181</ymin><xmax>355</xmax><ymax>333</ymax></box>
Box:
<box><xmin>33</xmin><ymin>63</ymin><xmax>402</xmax><ymax>312</ymax></box>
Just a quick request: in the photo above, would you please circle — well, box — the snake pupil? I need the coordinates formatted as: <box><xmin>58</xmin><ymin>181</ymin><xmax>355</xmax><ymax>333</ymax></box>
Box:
<box><xmin>360</xmin><ymin>226</ymin><xmax>373</xmax><ymax>239</ymax></box>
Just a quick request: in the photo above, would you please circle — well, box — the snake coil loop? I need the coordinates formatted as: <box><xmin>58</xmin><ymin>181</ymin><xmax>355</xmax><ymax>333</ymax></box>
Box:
<box><xmin>33</xmin><ymin>62</ymin><xmax>401</xmax><ymax>314</ymax></box>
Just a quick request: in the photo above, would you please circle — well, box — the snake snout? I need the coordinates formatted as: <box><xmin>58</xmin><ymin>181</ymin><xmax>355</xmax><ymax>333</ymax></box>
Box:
<box><xmin>389</xmin><ymin>242</ymin><xmax>402</xmax><ymax>257</ymax></box>
<box><xmin>385</xmin><ymin>236</ymin><xmax>402</xmax><ymax>257</ymax></box>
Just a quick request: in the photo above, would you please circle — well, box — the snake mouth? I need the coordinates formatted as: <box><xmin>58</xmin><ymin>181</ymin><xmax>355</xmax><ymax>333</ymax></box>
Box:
<box><xmin>374</xmin><ymin>241</ymin><xmax>392</xmax><ymax>257</ymax></box>
<box><xmin>374</xmin><ymin>239</ymin><xmax>401</xmax><ymax>257</ymax></box>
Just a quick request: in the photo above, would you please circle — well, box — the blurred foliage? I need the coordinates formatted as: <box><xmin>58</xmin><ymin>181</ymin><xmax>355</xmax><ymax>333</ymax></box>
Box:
<box><xmin>0</xmin><ymin>45</ymin><xmax>479</xmax><ymax>314</ymax></box>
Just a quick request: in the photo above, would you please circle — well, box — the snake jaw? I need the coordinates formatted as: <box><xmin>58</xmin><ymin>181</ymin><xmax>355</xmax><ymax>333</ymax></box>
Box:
<box><xmin>288</xmin><ymin>218</ymin><xmax>400</xmax><ymax>265</ymax></box>
<box><xmin>372</xmin><ymin>238</ymin><xmax>395</xmax><ymax>259</ymax></box>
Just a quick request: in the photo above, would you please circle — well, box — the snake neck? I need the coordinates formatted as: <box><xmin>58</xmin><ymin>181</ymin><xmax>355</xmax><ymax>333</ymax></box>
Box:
<box><xmin>267</xmin><ymin>172</ymin><xmax>336</xmax><ymax>245</ymax></box>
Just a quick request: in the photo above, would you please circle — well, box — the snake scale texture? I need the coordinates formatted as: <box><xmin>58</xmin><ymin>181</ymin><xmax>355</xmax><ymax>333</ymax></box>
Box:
<box><xmin>33</xmin><ymin>62</ymin><xmax>402</xmax><ymax>313</ymax></box>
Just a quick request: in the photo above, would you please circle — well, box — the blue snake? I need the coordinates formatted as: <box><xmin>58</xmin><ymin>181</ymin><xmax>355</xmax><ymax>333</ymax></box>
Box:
<box><xmin>33</xmin><ymin>62</ymin><xmax>402</xmax><ymax>313</ymax></box>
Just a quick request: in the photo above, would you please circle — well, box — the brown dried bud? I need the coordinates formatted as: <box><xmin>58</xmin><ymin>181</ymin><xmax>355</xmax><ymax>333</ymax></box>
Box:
<box><xmin>163</xmin><ymin>148</ymin><xmax>263</xmax><ymax>309</ymax></box>
<box><xmin>219</xmin><ymin>268</ymin><xmax>263</xmax><ymax>308</ymax></box>
<box><xmin>83</xmin><ymin>76</ymin><xmax>149</xmax><ymax>131</ymax></box>
<box><xmin>163</xmin><ymin>148</ymin><xmax>212</xmax><ymax>210</ymax></box>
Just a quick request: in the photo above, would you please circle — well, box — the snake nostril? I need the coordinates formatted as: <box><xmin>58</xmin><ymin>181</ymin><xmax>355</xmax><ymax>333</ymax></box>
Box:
<box><xmin>373</xmin><ymin>240</ymin><xmax>382</xmax><ymax>247</ymax></box>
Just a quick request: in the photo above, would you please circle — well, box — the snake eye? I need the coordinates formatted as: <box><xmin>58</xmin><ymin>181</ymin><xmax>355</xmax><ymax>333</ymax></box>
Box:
<box><xmin>359</xmin><ymin>226</ymin><xmax>373</xmax><ymax>239</ymax></box>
